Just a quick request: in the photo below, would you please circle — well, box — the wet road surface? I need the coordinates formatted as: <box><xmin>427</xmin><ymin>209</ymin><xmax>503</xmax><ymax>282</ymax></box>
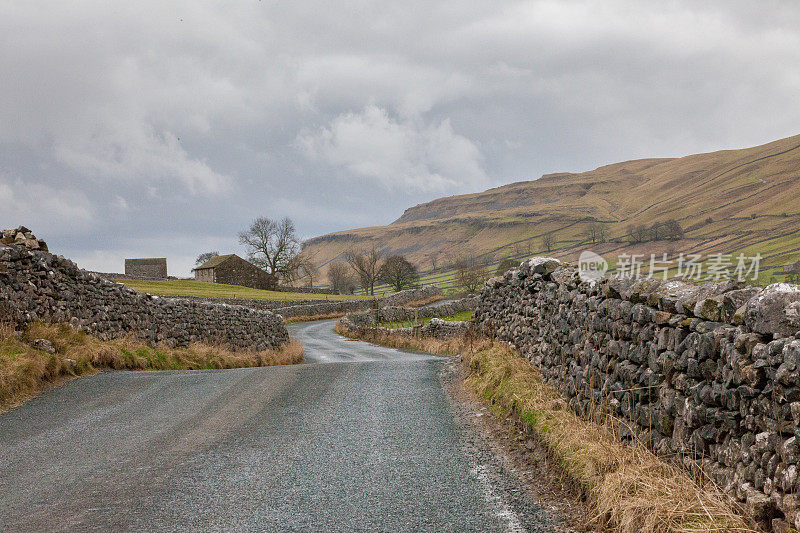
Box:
<box><xmin>0</xmin><ymin>319</ymin><xmax>563</xmax><ymax>532</ymax></box>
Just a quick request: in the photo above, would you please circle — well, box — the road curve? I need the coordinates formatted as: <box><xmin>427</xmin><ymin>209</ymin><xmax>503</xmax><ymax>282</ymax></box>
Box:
<box><xmin>0</xmin><ymin>320</ymin><xmax>562</xmax><ymax>532</ymax></box>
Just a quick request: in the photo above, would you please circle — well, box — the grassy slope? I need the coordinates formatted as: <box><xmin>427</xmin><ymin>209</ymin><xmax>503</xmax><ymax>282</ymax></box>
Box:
<box><xmin>117</xmin><ymin>279</ymin><xmax>371</xmax><ymax>301</ymax></box>
<box><xmin>0</xmin><ymin>323</ymin><xmax>304</xmax><ymax>411</ymax></box>
<box><xmin>305</xmin><ymin>133</ymin><xmax>800</xmax><ymax>290</ymax></box>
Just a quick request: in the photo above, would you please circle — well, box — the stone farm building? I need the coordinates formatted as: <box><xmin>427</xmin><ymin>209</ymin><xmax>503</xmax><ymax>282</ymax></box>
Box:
<box><xmin>193</xmin><ymin>254</ymin><xmax>276</xmax><ymax>290</ymax></box>
<box><xmin>124</xmin><ymin>258</ymin><xmax>167</xmax><ymax>280</ymax></box>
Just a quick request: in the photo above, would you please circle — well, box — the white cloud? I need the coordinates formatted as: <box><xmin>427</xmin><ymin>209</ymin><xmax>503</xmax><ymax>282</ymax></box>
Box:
<box><xmin>0</xmin><ymin>177</ymin><xmax>93</xmax><ymax>236</ymax></box>
<box><xmin>297</xmin><ymin>105</ymin><xmax>489</xmax><ymax>193</ymax></box>
<box><xmin>55</xmin><ymin>128</ymin><xmax>231</xmax><ymax>196</ymax></box>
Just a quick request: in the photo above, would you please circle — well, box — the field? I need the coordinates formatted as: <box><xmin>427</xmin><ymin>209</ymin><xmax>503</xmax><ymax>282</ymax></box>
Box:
<box><xmin>117</xmin><ymin>279</ymin><xmax>372</xmax><ymax>301</ymax></box>
<box><xmin>377</xmin><ymin>310</ymin><xmax>473</xmax><ymax>329</ymax></box>
<box><xmin>305</xmin><ymin>133</ymin><xmax>800</xmax><ymax>293</ymax></box>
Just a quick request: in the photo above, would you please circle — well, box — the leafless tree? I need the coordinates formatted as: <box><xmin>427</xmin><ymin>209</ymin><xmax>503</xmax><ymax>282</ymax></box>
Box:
<box><xmin>664</xmin><ymin>219</ymin><xmax>684</xmax><ymax>240</ymax></box>
<box><xmin>541</xmin><ymin>233</ymin><xmax>556</xmax><ymax>253</ymax></box>
<box><xmin>285</xmin><ymin>251</ymin><xmax>319</xmax><ymax>287</ymax></box>
<box><xmin>378</xmin><ymin>255</ymin><xmax>419</xmax><ymax>292</ymax></box>
<box><xmin>345</xmin><ymin>246</ymin><xmax>383</xmax><ymax>295</ymax></box>
<box><xmin>455</xmin><ymin>257</ymin><xmax>488</xmax><ymax>293</ymax></box>
<box><xmin>627</xmin><ymin>224</ymin><xmax>648</xmax><ymax>244</ymax></box>
<box><xmin>428</xmin><ymin>253</ymin><xmax>439</xmax><ymax>272</ymax></box>
<box><xmin>195</xmin><ymin>251</ymin><xmax>219</xmax><ymax>266</ymax></box>
<box><xmin>328</xmin><ymin>261</ymin><xmax>356</xmax><ymax>294</ymax></box>
<box><xmin>584</xmin><ymin>222</ymin><xmax>607</xmax><ymax>245</ymax></box>
<box><xmin>238</xmin><ymin>217</ymin><xmax>300</xmax><ymax>281</ymax></box>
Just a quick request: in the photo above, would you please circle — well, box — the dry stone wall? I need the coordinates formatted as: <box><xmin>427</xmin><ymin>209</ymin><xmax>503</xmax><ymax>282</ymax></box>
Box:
<box><xmin>0</xmin><ymin>244</ymin><xmax>288</xmax><ymax>351</ymax></box>
<box><xmin>474</xmin><ymin>257</ymin><xmax>800</xmax><ymax>528</ymax></box>
<box><xmin>188</xmin><ymin>286</ymin><xmax>444</xmax><ymax>319</ymax></box>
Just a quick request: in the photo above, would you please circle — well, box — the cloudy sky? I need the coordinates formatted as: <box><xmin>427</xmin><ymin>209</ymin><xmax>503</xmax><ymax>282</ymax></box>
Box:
<box><xmin>2</xmin><ymin>1</ymin><xmax>799</xmax><ymax>275</ymax></box>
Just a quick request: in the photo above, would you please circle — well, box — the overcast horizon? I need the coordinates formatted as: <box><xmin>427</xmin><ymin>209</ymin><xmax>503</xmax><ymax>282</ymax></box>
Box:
<box><xmin>2</xmin><ymin>1</ymin><xmax>800</xmax><ymax>276</ymax></box>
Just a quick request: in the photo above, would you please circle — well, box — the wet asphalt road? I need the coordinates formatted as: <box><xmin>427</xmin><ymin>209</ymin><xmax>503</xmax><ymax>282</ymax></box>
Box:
<box><xmin>0</xmin><ymin>320</ymin><xmax>561</xmax><ymax>532</ymax></box>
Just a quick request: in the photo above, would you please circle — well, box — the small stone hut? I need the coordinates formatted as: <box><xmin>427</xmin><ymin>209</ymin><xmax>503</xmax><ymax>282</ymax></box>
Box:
<box><xmin>124</xmin><ymin>258</ymin><xmax>167</xmax><ymax>279</ymax></box>
<box><xmin>193</xmin><ymin>254</ymin><xmax>276</xmax><ymax>290</ymax></box>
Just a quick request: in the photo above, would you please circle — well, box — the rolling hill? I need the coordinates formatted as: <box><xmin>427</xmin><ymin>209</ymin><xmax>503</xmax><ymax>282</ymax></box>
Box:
<box><xmin>304</xmin><ymin>133</ymin><xmax>800</xmax><ymax>290</ymax></box>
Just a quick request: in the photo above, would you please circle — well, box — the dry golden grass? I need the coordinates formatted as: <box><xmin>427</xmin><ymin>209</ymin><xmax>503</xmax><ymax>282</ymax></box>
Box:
<box><xmin>338</xmin><ymin>321</ymin><xmax>755</xmax><ymax>532</ymax></box>
<box><xmin>0</xmin><ymin>322</ymin><xmax>303</xmax><ymax>412</ymax></box>
<box><xmin>465</xmin><ymin>343</ymin><xmax>755</xmax><ymax>533</ymax></box>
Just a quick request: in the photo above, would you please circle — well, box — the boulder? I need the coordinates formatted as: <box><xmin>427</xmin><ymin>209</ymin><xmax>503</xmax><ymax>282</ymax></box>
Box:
<box><xmin>744</xmin><ymin>284</ymin><xmax>800</xmax><ymax>336</ymax></box>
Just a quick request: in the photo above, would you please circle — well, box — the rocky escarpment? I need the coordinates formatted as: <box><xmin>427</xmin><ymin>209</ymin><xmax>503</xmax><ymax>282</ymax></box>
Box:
<box><xmin>0</xmin><ymin>234</ymin><xmax>288</xmax><ymax>351</ymax></box>
<box><xmin>474</xmin><ymin>257</ymin><xmax>800</xmax><ymax>530</ymax></box>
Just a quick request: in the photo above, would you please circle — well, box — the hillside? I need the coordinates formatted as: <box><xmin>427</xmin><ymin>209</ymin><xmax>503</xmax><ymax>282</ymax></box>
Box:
<box><xmin>304</xmin><ymin>134</ymin><xmax>800</xmax><ymax>288</ymax></box>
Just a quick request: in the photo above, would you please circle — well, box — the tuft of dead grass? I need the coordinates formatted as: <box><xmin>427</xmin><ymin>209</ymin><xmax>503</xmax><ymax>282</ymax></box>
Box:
<box><xmin>464</xmin><ymin>343</ymin><xmax>755</xmax><ymax>533</ymax></box>
<box><xmin>0</xmin><ymin>322</ymin><xmax>303</xmax><ymax>412</ymax></box>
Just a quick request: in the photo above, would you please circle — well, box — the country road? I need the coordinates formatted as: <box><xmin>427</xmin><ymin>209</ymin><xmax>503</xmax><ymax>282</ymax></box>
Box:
<box><xmin>0</xmin><ymin>320</ymin><xmax>565</xmax><ymax>532</ymax></box>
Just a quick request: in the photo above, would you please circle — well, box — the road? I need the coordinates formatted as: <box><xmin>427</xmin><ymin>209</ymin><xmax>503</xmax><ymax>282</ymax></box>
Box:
<box><xmin>0</xmin><ymin>320</ymin><xmax>564</xmax><ymax>532</ymax></box>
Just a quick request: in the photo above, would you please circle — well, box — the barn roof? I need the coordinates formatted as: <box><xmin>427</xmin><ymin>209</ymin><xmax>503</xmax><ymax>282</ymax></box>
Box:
<box><xmin>194</xmin><ymin>254</ymin><xmax>237</xmax><ymax>270</ymax></box>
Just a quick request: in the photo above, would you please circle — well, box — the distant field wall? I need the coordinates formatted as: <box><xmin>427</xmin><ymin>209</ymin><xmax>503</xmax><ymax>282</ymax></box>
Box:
<box><xmin>475</xmin><ymin>257</ymin><xmax>800</xmax><ymax>528</ymax></box>
<box><xmin>179</xmin><ymin>286</ymin><xmax>444</xmax><ymax>319</ymax></box>
<box><xmin>0</xmin><ymin>245</ymin><xmax>288</xmax><ymax>351</ymax></box>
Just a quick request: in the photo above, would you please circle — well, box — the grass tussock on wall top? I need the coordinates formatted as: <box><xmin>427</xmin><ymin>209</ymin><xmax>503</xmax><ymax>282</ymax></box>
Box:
<box><xmin>0</xmin><ymin>322</ymin><xmax>303</xmax><ymax>411</ymax></box>
<box><xmin>465</xmin><ymin>343</ymin><xmax>755</xmax><ymax>533</ymax></box>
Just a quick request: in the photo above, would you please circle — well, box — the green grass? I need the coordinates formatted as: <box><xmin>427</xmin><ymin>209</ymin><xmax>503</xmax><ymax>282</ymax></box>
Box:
<box><xmin>377</xmin><ymin>310</ymin><xmax>473</xmax><ymax>329</ymax></box>
<box><xmin>117</xmin><ymin>279</ymin><xmax>372</xmax><ymax>301</ymax></box>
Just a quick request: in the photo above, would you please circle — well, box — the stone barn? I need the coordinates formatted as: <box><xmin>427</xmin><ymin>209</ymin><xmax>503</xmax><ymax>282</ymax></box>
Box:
<box><xmin>124</xmin><ymin>258</ymin><xmax>167</xmax><ymax>280</ymax></box>
<box><xmin>193</xmin><ymin>254</ymin><xmax>276</xmax><ymax>290</ymax></box>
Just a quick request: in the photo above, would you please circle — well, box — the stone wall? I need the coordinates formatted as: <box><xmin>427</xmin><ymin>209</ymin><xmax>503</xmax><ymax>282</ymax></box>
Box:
<box><xmin>179</xmin><ymin>286</ymin><xmax>443</xmax><ymax>318</ymax></box>
<box><xmin>474</xmin><ymin>257</ymin><xmax>800</xmax><ymax>529</ymax></box>
<box><xmin>1</xmin><ymin>244</ymin><xmax>288</xmax><ymax>351</ymax></box>
<box><xmin>275</xmin><ymin>285</ymin><xmax>338</xmax><ymax>295</ymax></box>
<box><xmin>345</xmin><ymin>297</ymin><xmax>477</xmax><ymax>326</ymax></box>
<box><xmin>274</xmin><ymin>286</ymin><xmax>442</xmax><ymax>319</ymax></box>
<box><xmin>124</xmin><ymin>258</ymin><xmax>167</xmax><ymax>280</ymax></box>
<box><xmin>338</xmin><ymin>316</ymin><xmax>470</xmax><ymax>340</ymax></box>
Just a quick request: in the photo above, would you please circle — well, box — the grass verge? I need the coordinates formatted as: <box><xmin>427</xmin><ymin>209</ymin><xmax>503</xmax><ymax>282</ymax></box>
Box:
<box><xmin>337</xmin><ymin>322</ymin><xmax>754</xmax><ymax>532</ymax></box>
<box><xmin>0</xmin><ymin>322</ymin><xmax>303</xmax><ymax>412</ymax></box>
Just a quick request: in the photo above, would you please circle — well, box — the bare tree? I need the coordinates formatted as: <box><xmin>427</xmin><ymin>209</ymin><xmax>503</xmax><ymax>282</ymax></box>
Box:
<box><xmin>664</xmin><ymin>219</ymin><xmax>684</xmax><ymax>240</ymax></box>
<box><xmin>378</xmin><ymin>255</ymin><xmax>419</xmax><ymax>292</ymax></box>
<box><xmin>455</xmin><ymin>257</ymin><xmax>488</xmax><ymax>293</ymax></box>
<box><xmin>328</xmin><ymin>261</ymin><xmax>356</xmax><ymax>294</ymax></box>
<box><xmin>285</xmin><ymin>251</ymin><xmax>319</xmax><ymax>287</ymax></box>
<box><xmin>238</xmin><ymin>217</ymin><xmax>300</xmax><ymax>281</ymax></box>
<box><xmin>541</xmin><ymin>233</ymin><xmax>556</xmax><ymax>253</ymax></box>
<box><xmin>195</xmin><ymin>251</ymin><xmax>219</xmax><ymax>266</ymax></box>
<box><xmin>428</xmin><ymin>253</ymin><xmax>439</xmax><ymax>272</ymax></box>
<box><xmin>628</xmin><ymin>224</ymin><xmax>648</xmax><ymax>244</ymax></box>
<box><xmin>584</xmin><ymin>222</ymin><xmax>607</xmax><ymax>245</ymax></box>
<box><xmin>345</xmin><ymin>246</ymin><xmax>383</xmax><ymax>295</ymax></box>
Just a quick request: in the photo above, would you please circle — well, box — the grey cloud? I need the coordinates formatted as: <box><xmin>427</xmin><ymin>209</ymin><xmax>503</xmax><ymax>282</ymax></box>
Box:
<box><xmin>1</xmin><ymin>1</ymin><xmax>799</xmax><ymax>275</ymax></box>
